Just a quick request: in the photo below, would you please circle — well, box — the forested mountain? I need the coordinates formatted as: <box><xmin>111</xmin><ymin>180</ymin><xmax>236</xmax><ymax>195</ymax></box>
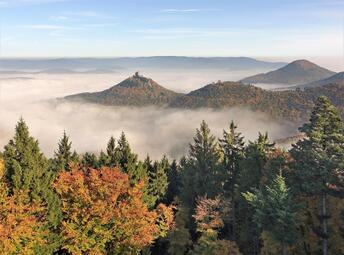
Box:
<box><xmin>1</xmin><ymin>97</ymin><xmax>343</xmax><ymax>255</ymax></box>
<box><xmin>66</xmin><ymin>72</ymin><xmax>181</xmax><ymax>106</ymax></box>
<box><xmin>171</xmin><ymin>82</ymin><xmax>344</xmax><ymax>122</ymax></box>
<box><xmin>294</xmin><ymin>71</ymin><xmax>344</xmax><ymax>89</ymax></box>
<box><xmin>241</xmin><ymin>60</ymin><xmax>335</xmax><ymax>85</ymax></box>
<box><xmin>66</xmin><ymin>76</ymin><xmax>344</xmax><ymax>123</ymax></box>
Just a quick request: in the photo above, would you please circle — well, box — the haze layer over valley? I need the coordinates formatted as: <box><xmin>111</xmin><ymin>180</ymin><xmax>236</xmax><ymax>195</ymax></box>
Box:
<box><xmin>0</xmin><ymin>63</ymin><xmax>295</xmax><ymax>159</ymax></box>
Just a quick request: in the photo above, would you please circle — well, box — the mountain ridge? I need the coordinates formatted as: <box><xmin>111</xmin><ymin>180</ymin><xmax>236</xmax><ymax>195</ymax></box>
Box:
<box><xmin>241</xmin><ymin>59</ymin><xmax>335</xmax><ymax>85</ymax></box>
<box><xmin>293</xmin><ymin>71</ymin><xmax>344</xmax><ymax>89</ymax></box>
<box><xmin>65</xmin><ymin>73</ymin><xmax>344</xmax><ymax>123</ymax></box>
<box><xmin>0</xmin><ymin>56</ymin><xmax>286</xmax><ymax>71</ymax></box>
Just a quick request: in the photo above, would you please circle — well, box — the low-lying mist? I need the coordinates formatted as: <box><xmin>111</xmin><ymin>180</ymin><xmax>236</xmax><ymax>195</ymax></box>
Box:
<box><xmin>0</xmin><ymin>70</ymin><xmax>296</xmax><ymax>159</ymax></box>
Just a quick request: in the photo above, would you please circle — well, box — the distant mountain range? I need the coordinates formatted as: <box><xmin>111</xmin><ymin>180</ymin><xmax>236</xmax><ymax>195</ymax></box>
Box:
<box><xmin>241</xmin><ymin>60</ymin><xmax>335</xmax><ymax>85</ymax></box>
<box><xmin>0</xmin><ymin>68</ymin><xmax>117</xmax><ymax>75</ymax></box>
<box><xmin>65</xmin><ymin>72</ymin><xmax>344</xmax><ymax>123</ymax></box>
<box><xmin>0</xmin><ymin>57</ymin><xmax>286</xmax><ymax>71</ymax></box>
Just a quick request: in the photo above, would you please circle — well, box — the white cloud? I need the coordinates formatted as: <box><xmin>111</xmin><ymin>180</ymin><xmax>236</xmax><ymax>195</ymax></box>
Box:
<box><xmin>50</xmin><ymin>15</ymin><xmax>69</xmax><ymax>21</ymax></box>
<box><xmin>16</xmin><ymin>23</ymin><xmax>117</xmax><ymax>33</ymax></box>
<box><xmin>61</xmin><ymin>11</ymin><xmax>115</xmax><ymax>19</ymax></box>
<box><xmin>161</xmin><ymin>8</ymin><xmax>220</xmax><ymax>13</ymax></box>
<box><xmin>0</xmin><ymin>0</ymin><xmax>68</xmax><ymax>6</ymax></box>
<box><xmin>63</xmin><ymin>11</ymin><xmax>101</xmax><ymax>17</ymax></box>
<box><xmin>17</xmin><ymin>24</ymin><xmax>85</xmax><ymax>30</ymax></box>
<box><xmin>162</xmin><ymin>9</ymin><xmax>201</xmax><ymax>13</ymax></box>
<box><xmin>135</xmin><ymin>28</ymin><xmax>244</xmax><ymax>39</ymax></box>
<box><xmin>84</xmin><ymin>23</ymin><xmax>118</xmax><ymax>28</ymax></box>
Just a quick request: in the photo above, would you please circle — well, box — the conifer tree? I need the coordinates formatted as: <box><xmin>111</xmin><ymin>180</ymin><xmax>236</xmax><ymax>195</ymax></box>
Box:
<box><xmin>116</xmin><ymin>132</ymin><xmax>136</xmax><ymax>172</ymax></box>
<box><xmin>143</xmin><ymin>156</ymin><xmax>168</xmax><ymax>208</ymax></box>
<box><xmin>244</xmin><ymin>175</ymin><xmax>299</xmax><ymax>255</ymax></box>
<box><xmin>180</xmin><ymin>121</ymin><xmax>222</xmax><ymax>207</ymax></box>
<box><xmin>53</xmin><ymin>131</ymin><xmax>78</xmax><ymax>171</ymax></box>
<box><xmin>82</xmin><ymin>152</ymin><xmax>99</xmax><ymax>168</ymax></box>
<box><xmin>97</xmin><ymin>150</ymin><xmax>109</xmax><ymax>167</ymax></box>
<box><xmin>167</xmin><ymin>204</ymin><xmax>192</xmax><ymax>255</ymax></box>
<box><xmin>236</xmin><ymin>132</ymin><xmax>275</xmax><ymax>255</ymax></box>
<box><xmin>3</xmin><ymin>118</ymin><xmax>62</xmax><ymax>253</ymax></box>
<box><xmin>290</xmin><ymin>96</ymin><xmax>344</xmax><ymax>255</ymax></box>
<box><xmin>165</xmin><ymin>160</ymin><xmax>180</xmax><ymax>205</ymax></box>
<box><xmin>219</xmin><ymin>121</ymin><xmax>245</xmax><ymax>239</ymax></box>
<box><xmin>106</xmin><ymin>136</ymin><xmax>117</xmax><ymax>166</ymax></box>
<box><xmin>114</xmin><ymin>132</ymin><xmax>148</xmax><ymax>182</ymax></box>
<box><xmin>4</xmin><ymin>119</ymin><xmax>50</xmax><ymax>193</ymax></box>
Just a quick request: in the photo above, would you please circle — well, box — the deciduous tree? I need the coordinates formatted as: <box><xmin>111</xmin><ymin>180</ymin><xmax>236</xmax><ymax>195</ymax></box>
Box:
<box><xmin>54</xmin><ymin>166</ymin><xmax>173</xmax><ymax>255</ymax></box>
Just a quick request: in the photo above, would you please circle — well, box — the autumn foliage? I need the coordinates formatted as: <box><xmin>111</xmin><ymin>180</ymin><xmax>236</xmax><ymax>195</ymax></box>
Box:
<box><xmin>54</xmin><ymin>166</ymin><xmax>173</xmax><ymax>255</ymax></box>
<box><xmin>0</xmin><ymin>160</ymin><xmax>47</xmax><ymax>255</ymax></box>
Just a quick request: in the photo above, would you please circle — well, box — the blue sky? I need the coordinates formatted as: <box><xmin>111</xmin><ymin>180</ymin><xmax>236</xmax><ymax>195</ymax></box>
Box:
<box><xmin>0</xmin><ymin>0</ymin><xmax>343</xmax><ymax>62</ymax></box>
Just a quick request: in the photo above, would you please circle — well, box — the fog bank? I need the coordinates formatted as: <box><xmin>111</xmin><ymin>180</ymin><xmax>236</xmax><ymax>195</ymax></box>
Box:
<box><xmin>0</xmin><ymin>71</ymin><xmax>295</xmax><ymax>159</ymax></box>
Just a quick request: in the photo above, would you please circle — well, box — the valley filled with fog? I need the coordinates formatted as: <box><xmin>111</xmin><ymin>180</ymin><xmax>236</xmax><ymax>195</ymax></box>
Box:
<box><xmin>0</xmin><ymin>68</ymin><xmax>295</xmax><ymax>159</ymax></box>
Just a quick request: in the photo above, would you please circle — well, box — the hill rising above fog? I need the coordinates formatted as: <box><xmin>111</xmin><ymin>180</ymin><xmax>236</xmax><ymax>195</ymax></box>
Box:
<box><xmin>66</xmin><ymin>72</ymin><xmax>181</xmax><ymax>106</ymax></box>
<box><xmin>65</xmin><ymin>73</ymin><xmax>344</xmax><ymax>123</ymax></box>
<box><xmin>241</xmin><ymin>60</ymin><xmax>335</xmax><ymax>85</ymax></box>
<box><xmin>293</xmin><ymin>72</ymin><xmax>344</xmax><ymax>89</ymax></box>
<box><xmin>172</xmin><ymin>81</ymin><xmax>343</xmax><ymax>122</ymax></box>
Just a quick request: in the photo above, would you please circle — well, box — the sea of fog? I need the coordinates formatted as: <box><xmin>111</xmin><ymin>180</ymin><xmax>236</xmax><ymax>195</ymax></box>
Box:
<box><xmin>0</xmin><ymin>69</ymin><xmax>295</xmax><ymax>159</ymax></box>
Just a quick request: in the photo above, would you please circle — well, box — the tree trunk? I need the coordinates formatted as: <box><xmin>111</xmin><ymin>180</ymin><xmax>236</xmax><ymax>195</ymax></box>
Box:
<box><xmin>282</xmin><ymin>241</ymin><xmax>288</xmax><ymax>255</ymax></box>
<box><xmin>232</xmin><ymin>196</ymin><xmax>236</xmax><ymax>240</ymax></box>
<box><xmin>321</xmin><ymin>193</ymin><xmax>328</xmax><ymax>255</ymax></box>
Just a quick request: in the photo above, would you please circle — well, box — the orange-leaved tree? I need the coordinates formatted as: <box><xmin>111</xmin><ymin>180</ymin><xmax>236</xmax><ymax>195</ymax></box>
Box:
<box><xmin>0</xmin><ymin>159</ymin><xmax>48</xmax><ymax>255</ymax></box>
<box><xmin>54</xmin><ymin>166</ymin><xmax>174</xmax><ymax>255</ymax></box>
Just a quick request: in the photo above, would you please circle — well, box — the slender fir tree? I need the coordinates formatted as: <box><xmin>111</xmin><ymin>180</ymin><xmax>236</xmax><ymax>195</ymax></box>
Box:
<box><xmin>180</xmin><ymin>121</ymin><xmax>222</xmax><ymax>207</ymax></box>
<box><xmin>236</xmin><ymin>132</ymin><xmax>275</xmax><ymax>255</ymax></box>
<box><xmin>106</xmin><ymin>136</ymin><xmax>117</xmax><ymax>166</ymax></box>
<box><xmin>219</xmin><ymin>121</ymin><xmax>245</xmax><ymax>239</ymax></box>
<box><xmin>290</xmin><ymin>96</ymin><xmax>344</xmax><ymax>255</ymax></box>
<box><xmin>244</xmin><ymin>175</ymin><xmax>299</xmax><ymax>255</ymax></box>
<box><xmin>3</xmin><ymin>118</ymin><xmax>62</xmax><ymax>253</ymax></box>
<box><xmin>165</xmin><ymin>160</ymin><xmax>180</xmax><ymax>205</ymax></box>
<box><xmin>53</xmin><ymin>131</ymin><xmax>78</xmax><ymax>171</ymax></box>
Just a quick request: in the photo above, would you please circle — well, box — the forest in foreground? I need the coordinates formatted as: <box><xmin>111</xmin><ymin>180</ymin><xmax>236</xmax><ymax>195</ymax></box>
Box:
<box><xmin>0</xmin><ymin>96</ymin><xmax>343</xmax><ymax>255</ymax></box>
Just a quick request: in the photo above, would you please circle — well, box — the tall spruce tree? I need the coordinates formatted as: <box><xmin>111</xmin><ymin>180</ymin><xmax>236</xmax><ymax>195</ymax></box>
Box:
<box><xmin>115</xmin><ymin>133</ymin><xmax>147</xmax><ymax>182</ymax></box>
<box><xmin>243</xmin><ymin>175</ymin><xmax>299</xmax><ymax>255</ymax></box>
<box><xmin>290</xmin><ymin>96</ymin><xmax>344</xmax><ymax>255</ymax></box>
<box><xmin>98</xmin><ymin>150</ymin><xmax>109</xmax><ymax>167</ymax></box>
<box><xmin>82</xmin><ymin>152</ymin><xmax>99</xmax><ymax>168</ymax></box>
<box><xmin>106</xmin><ymin>136</ymin><xmax>117</xmax><ymax>166</ymax></box>
<box><xmin>143</xmin><ymin>156</ymin><xmax>168</xmax><ymax>208</ymax></box>
<box><xmin>219</xmin><ymin>121</ymin><xmax>245</xmax><ymax>239</ymax></box>
<box><xmin>116</xmin><ymin>132</ymin><xmax>136</xmax><ymax>172</ymax></box>
<box><xmin>180</xmin><ymin>121</ymin><xmax>222</xmax><ymax>207</ymax></box>
<box><xmin>165</xmin><ymin>160</ymin><xmax>180</xmax><ymax>205</ymax></box>
<box><xmin>53</xmin><ymin>131</ymin><xmax>78</xmax><ymax>171</ymax></box>
<box><xmin>167</xmin><ymin>205</ymin><xmax>192</xmax><ymax>255</ymax></box>
<box><xmin>175</xmin><ymin>121</ymin><xmax>224</xmax><ymax>250</ymax></box>
<box><xmin>236</xmin><ymin>132</ymin><xmax>275</xmax><ymax>255</ymax></box>
<box><xmin>3</xmin><ymin>118</ymin><xmax>61</xmax><ymax>253</ymax></box>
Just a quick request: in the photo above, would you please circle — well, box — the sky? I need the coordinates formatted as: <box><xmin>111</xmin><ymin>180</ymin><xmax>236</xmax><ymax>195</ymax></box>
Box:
<box><xmin>0</xmin><ymin>0</ymin><xmax>343</xmax><ymax>69</ymax></box>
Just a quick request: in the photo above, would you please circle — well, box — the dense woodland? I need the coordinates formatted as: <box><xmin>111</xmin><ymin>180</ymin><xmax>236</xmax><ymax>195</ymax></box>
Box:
<box><xmin>0</xmin><ymin>96</ymin><xmax>343</xmax><ymax>255</ymax></box>
<box><xmin>67</xmin><ymin>74</ymin><xmax>344</xmax><ymax>123</ymax></box>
